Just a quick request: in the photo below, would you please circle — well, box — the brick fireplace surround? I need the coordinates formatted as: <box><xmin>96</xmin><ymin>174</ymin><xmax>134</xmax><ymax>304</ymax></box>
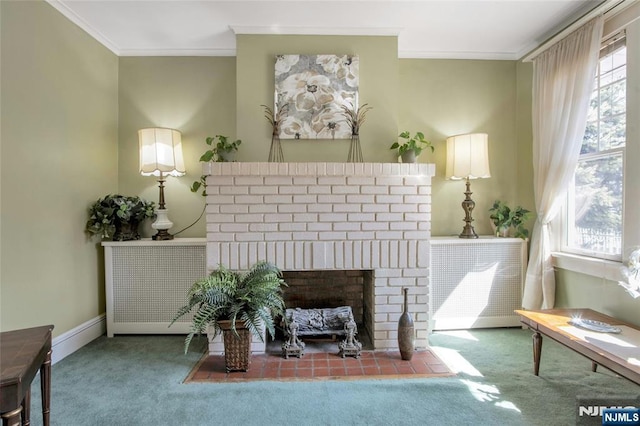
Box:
<box><xmin>205</xmin><ymin>162</ymin><xmax>435</xmax><ymax>354</ymax></box>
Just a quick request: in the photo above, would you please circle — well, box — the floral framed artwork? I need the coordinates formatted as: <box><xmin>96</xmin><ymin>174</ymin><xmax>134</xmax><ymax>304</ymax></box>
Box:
<box><xmin>275</xmin><ymin>54</ymin><xmax>359</xmax><ymax>139</ymax></box>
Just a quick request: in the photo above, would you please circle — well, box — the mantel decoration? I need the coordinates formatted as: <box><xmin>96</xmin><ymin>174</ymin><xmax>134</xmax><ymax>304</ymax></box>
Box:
<box><xmin>619</xmin><ymin>248</ymin><xmax>640</xmax><ymax>298</ymax></box>
<box><xmin>171</xmin><ymin>261</ymin><xmax>287</xmax><ymax>372</ymax></box>
<box><xmin>274</xmin><ymin>54</ymin><xmax>359</xmax><ymax>139</ymax></box>
<box><xmin>201</xmin><ymin>135</ymin><xmax>242</xmax><ymax>163</ymax></box>
<box><xmin>390</xmin><ymin>131</ymin><xmax>433</xmax><ymax>163</ymax></box>
<box><xmin>262</xmin><ymin>102</ymin><xmax>289</xmax><ymax>162</ymax></box>
<box><xmin>341</xmin><ymin>101</ymin><xmax>372</xmax><ymax>163</ymax></box>
<box><xmin>190</xmin><ymin>134</ymin><xmax>242</xmax><ymax>196</ymax></box>
<box><xmin>85</xmin><ymin>194</ymin><xmax>155</xmax><ymax>241</ymax></box>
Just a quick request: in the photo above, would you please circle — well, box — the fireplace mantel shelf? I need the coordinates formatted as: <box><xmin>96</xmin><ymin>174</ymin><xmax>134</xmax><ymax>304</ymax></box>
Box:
<box><xmin>203</xmin><ymin>162</ymin><xmax>435</xmax><ymax>177</ymax></box>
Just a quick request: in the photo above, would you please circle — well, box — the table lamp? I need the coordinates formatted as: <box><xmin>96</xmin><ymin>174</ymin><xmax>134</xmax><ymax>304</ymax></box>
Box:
<box><xmin>138</xmin><ymin>127</ymin><xmax>185</xmax><ymax>240</ymax></box>
<box><xmin>445</xmin><ymin>133</ymin><xmax>491</xmax><ymax>239</ymax></box>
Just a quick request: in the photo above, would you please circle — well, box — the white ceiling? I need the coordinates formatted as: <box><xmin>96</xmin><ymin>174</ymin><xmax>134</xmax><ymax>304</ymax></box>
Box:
<box><xmin>48</xmin><ymin>0</ymin><xmax>604</xmax><ymax>60</ymax></box>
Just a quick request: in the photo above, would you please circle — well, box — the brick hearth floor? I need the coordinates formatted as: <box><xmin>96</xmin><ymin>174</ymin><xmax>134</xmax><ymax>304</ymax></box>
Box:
<box><xmin>186</xmin><ymin>350</ymin><xmax>453</xmax><ymax>383</ymax></box>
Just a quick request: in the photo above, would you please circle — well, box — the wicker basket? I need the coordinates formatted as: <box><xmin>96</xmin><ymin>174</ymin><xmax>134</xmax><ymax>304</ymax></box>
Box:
<box><xmin>219</xmin><ymin>320</ymin><xmax>251</xmax><ymax>372</ymax></box>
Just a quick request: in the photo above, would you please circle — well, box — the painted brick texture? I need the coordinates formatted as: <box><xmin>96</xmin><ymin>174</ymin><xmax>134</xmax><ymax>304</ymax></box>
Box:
<box><xmin>205</xmin><ymin>162</ymin><xmax>434</xmax><ymax>352</ymax></box>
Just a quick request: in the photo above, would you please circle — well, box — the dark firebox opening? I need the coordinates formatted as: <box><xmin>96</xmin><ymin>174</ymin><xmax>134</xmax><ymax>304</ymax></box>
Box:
<box><xmin>280</xmin><ymin>270</ymin><xmax>374</xmax><ymax>348</ymax></box>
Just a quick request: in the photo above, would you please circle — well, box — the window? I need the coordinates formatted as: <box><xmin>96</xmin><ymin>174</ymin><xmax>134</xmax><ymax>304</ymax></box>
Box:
<box><xmin>565</xmin><ymin>34</ymin><xmax>626</xmax><ymax>260</ymax></box>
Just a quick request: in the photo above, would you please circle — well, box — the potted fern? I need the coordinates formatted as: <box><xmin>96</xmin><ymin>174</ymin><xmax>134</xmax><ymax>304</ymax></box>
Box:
<box><xmin>171</xmin><ymin>261</ymin><xmax>287</xmax><ymax>372</ymax></box>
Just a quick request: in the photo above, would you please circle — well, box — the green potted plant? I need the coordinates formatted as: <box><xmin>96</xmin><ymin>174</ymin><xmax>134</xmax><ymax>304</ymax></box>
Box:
<box><xmin>390</xmin><ymin>131</ymin><xmax>434</xmax><ymax>163</ymax></box>
<box><xmin>488</xmin><ymin>200</ymin><xmax>532</xmax><ymax>239</ymax></box>
<box><xmin>190</xmin><ymin>134</ymin><xmax>242</xmax><ymax>196</ymax></box>
<box><xmin>85</xmin><ymin>194</ymin><xmax>155</xmax><ymax>241</ymax></box>
<box><xmin>201</xmin><ymin>134</ymin><xmax>242</xmax><ymax>163</ymax></box>
<box><xmin>171</xmin><ymin>261</ymin><xmax>287</xmax><ymax>372</ymax></box>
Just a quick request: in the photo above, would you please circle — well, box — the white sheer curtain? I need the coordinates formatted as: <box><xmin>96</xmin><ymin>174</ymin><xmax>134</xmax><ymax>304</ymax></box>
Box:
<box><xmin>522</xmin><ymin>16</ymin><xmax>604</xmax><ymax>310</ymax></box>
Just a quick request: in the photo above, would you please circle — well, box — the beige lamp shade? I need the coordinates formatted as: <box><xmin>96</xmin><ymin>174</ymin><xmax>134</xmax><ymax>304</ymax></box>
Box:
<box><xmin>138</xmin><ymin>128</ymin><xmax>186</xmax><ymax>177</ymax></box>
<box><xmin>445</xmin><ymin>133</ymin><xmax>491</xmax><ymax>180</ymax></box>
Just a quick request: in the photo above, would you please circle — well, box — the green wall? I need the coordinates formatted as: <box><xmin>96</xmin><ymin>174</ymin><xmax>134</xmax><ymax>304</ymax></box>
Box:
<box><xmin>555</xmin><ymin>270</ymin><xmax>640</xmax><ymax>324</ymax></box>
<box><xmin>235</xmin><ymin>35</ymin><xmax>399</xmax><ymax>163</ymax></box>
<box><xmin>0</xmin><ymin>1</ymin><xmax>118</xmax><ymax>336</ymax></box>
<box><xmin>117</xmin><ymin>39</ymin><xmax>531</xmax><ymax>239</ymax></box>
<box><xmin>399</xmin><ymin>59</ymin><xmax>524</xmax><ymax>236</ymax></box>
<box><xmin>117</xmin><ymin>57</ymin><xmax>236</xmax><ymax>237</ymax></box>
<box><xmin>516</xmin><ymin>61</ymin><xmax>535</xmax><ymax>217</ymax></box>
<box><xmin>4</xmin><ymin>2</ymin><xmax>634</xmax><ymax>339</ymax></box>
<box><xmin>0</xmin><ymin>9</ymin><xmax>535</xmax><ymax>336</ymax></box>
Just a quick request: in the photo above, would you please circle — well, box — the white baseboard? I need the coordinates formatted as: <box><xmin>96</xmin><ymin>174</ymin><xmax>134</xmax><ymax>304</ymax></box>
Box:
<box><xmin>52</xmin><ymin>314</ymin><xmax>106</xmax><ymax>364</ymax></box>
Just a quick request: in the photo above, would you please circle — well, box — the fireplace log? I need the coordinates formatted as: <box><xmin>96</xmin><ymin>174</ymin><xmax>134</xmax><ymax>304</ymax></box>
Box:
<box><xmin>284</xmin><ymin>306</ymin><xmax>354</xmax><ymax>336</ymax></box>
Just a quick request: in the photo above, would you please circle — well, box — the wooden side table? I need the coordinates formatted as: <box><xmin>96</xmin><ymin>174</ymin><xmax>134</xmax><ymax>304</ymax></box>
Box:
<box><xmin>0</xmin><ymin>325</ymin><xmax>54</xmax><ymax>426</ymax></box>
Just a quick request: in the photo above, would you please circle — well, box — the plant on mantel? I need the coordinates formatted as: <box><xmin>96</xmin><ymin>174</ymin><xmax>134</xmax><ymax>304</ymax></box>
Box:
<box><xmin>190</xmin><ymin>134</ymin><xmax>242</xmax><ymax>196</ymax></box>
<box><xmin>201</xmin><ymin>135</ymin><xmax>242</xmax><ymax>163</ymax></box>
<box><xmin>390</xmin><ymin>131</ymin><xmax>434</xmax><ymax>163</ymax></box>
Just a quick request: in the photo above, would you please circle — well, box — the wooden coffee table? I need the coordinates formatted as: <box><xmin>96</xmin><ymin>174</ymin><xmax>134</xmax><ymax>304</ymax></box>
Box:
<box><xmin>515</xmin><ymin>309</ymin><xmax>640</xmax><ymax>385</ymax></box>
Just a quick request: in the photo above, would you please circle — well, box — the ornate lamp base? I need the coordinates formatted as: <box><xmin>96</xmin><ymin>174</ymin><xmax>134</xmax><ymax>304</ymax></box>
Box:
<box><xmin>459</xmin><ymin>178</ymin><xmax>479</xmax><ymax>239</ymax></box>
<box><xmin>459</xmin><ymin>224</ymin><xmax>478</xmax><ymax>239</ymax></box>
<box><xmin>152</xmin><ymin>229</ymin><xmax>173</xmax><ymax>241</ymax></box>
<box><xmin>152</xmin><ymin>208</ymin><xmax>174</xmax><ymax>240</ymax></box>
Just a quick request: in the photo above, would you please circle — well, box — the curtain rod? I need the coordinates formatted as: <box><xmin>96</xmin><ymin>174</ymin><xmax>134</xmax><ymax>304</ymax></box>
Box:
<box><xmin>522</xmin><ymin>0</ymin><xmax>628</xmax><ymax>62</ymax></box>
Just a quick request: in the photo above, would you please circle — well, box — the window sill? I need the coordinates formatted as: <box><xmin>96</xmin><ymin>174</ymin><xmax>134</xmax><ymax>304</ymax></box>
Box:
<box><xmin>552</xmin><ymin>252</ymin><xmax>623</xmax><ymax>282</ymax></box>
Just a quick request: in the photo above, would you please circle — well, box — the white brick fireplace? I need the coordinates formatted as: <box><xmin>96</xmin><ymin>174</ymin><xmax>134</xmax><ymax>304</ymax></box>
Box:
<box><xmin>205</xmin><ymin>162</ymin><xmax>435</xmax><ymax>352</ymax></box>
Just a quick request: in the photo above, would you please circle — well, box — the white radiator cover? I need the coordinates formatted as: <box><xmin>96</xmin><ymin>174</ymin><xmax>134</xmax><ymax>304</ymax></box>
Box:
<box><xmin>429</xmin><ymin>237</ymin><xmax>527</xmax><ymax>331</ymax></box>
<box><xmin>103</xmin><ymin>239</ymin><xmax>207</xmax><ymax>337</ymax></box>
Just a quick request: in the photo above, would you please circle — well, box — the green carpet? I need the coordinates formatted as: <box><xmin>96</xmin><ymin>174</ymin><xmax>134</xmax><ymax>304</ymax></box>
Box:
<box><xmin>25</xmin><ymin>328</ymin><xmax>638</xmax><ymax>425</ymax></box>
